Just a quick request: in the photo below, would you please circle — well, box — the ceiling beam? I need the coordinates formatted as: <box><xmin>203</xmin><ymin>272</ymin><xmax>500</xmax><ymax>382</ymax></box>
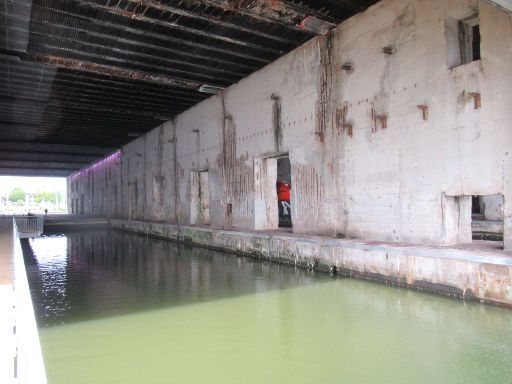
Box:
<box><xmin>79</xmin><ymin>0</ymin><xmax>298</xmax><ymax>44</ymax></box>
<box><xmin>0</xmin><ymin>142</ymin><xmax>116</xmax><ymax>156</ymax></box>
<box><xmin>0</xmin><ymin>151</ymin><xmax>100</xmax><ymax>164</ymax></box>
<box><xmin>25</xmin><ymin>30</ymin><xmax>249</xmax><ymax>78</ymax></box>
<box><xmin>20</xmin><ymin>17</ymin><xmax>258</xmax><ymax>71</ymax></box>
<box><xmin>3</xmin><ymin>48</ymin><xmax>204</xmax><ymax>89</ymax></box>
<box><xmin>193</xmin><ymin>0</ymin><xmax>347</xmax><ymax>25</ymax></box>
<box><xmin>30</xmin><ymin>43</ymin><xmax>237</xmax><ymax>84</ymax></box>
<box><xmin>0</xmin><ymin>94</ymin><xmax>191</xmax><ymax>114</ymax></box>
<box><xmin>7</xmin><ymin>2</ymin><xmax>274</xmax><ymax>64</ymax></box>
<box><xmin>29</xmin><ymin>54</ymin><xmax>203</xmax><ymax>90</ymax></box>
<box><xmin>0</xmin><ymin>168</ymin><xmax>73</xmax><ymax>177</ymax></box>
<box><xmin>71</xmin><ymin>0</ymin><xmax>285</xmax><ymax>54</ymax></box>
<box><xmin>0</xmin><ymin>160</ymin><xmax>86</xmax><ymax>170</ymax></box>
<box><xmin>0</xmin><ymin>68</ymin><xmax>206</xmax><ymax>103</ymax></box>
<box><xmin>0</xmin><ymin>96</ymin><xmax>183</xmax><ymax>119</ymax></box>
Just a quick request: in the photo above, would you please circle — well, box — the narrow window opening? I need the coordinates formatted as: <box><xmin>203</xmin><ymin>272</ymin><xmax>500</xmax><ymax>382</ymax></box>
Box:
<box><xmin>472</xmin><ymin>25</ymin><xmax>481</xmax><ymax>61</ymax></box>
<box><xmin>446</xmin><ymin>14</ymin><xmax>480</xmax><ymax>68</ymax></box>
<box><xmin>80</xmin><ymin>193</ymin><xmax>84</xmax><ymax>215</ymax></box>
<box><xmin>129</xmin><ymin>182</ymin><xmax>137</xmax><ymax>219</ymax></box>
<box><xmin>226</xmin><ymin>203</ymin><xmax>232</xmax><ymax>228</ymax></box>
<box><xmin>112</xmin><ymin>185</ymin><xmax>117</xmax><ymax>217</ymax></box>
<box><xmin>153</xmin><ymin>176</ymin><xmax>164</xmax><ymax>206</ymax></box>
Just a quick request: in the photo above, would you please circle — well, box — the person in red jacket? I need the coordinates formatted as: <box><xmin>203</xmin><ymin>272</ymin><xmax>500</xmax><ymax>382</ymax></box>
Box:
<box><xmin>277</xmin><ymin>180</ymin><xmax>290</xmax><ymax>202</ymax></box>
<box><xmin>277</xmin><ymin>180</ymin><xmax>291</xmax><ymax>226</ymax></box>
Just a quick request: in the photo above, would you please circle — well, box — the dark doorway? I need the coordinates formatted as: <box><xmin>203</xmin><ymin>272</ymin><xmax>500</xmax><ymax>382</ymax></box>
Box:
<box><xmin>277</xmin><ymin>156</ymin><xmax>291</xmax><ymax>228</ymax></box>
<box><xmin>79</xmin><ymin>193</ymin><xmax>84</xmax><ymax>215</ymax></box>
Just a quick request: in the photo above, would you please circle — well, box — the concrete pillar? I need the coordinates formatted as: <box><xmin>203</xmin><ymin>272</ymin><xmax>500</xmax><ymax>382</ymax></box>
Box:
<box><xmin>441</xmin><ymin>194</ymin><xmax>472</xmax><ymax>245</ymax></box>
<box><xmin>253</xmin><ymin>157</ymin><xmax>278</xmax><ymax>230</ymax></box>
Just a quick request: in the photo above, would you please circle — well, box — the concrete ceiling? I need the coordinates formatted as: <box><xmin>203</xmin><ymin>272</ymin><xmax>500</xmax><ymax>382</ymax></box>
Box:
<box><xmin>0</xmin><ymin>0</ymin><xmax>380</xmax><ymax>176</ymax></box>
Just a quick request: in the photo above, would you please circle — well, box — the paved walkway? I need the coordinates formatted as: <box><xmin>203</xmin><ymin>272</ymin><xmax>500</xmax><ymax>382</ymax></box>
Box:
<box><xmin>0</xmin><ymin>220</ymin><xmax>13</xmax><ymax>284</ymax></box>
<box><xmin>0</xmin><ymin>219</ymin><xmax>15</xmax><ymax>384</ymax></box>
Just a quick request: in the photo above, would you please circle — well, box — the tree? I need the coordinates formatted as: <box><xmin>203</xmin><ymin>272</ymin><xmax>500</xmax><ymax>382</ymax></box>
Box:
<box><xmin>34</xmin><ymin>191</ymin><xmax>57</xmax><ymax>204</ymax></box>
<box><xmin>9</xmin><ymin>188</ymin><xmax>26</xmax><ymax>203</ymax></box>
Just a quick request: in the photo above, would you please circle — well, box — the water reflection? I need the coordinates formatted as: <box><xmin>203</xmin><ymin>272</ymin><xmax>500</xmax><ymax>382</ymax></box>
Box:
<box><xmin>24</xmin><ymin>231</ymin><xmax>512</xmax><ymax>384</ymax></box>
<box><xmin>24</xmin><ymin>230</ymin><xmax>322</xmax><ymax>326</ymax></box>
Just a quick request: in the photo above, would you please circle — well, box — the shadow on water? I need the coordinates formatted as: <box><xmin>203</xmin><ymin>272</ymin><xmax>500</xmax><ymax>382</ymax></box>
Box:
<box><xmin>23</xmin><ymin>229</ymin><xmax>329</xmax><ymax>327</ymax></box>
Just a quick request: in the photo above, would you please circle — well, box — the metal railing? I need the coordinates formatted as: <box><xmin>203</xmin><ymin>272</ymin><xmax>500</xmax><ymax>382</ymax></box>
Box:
<box><xmin>13</xmin><ymin>216</ymin><xmax>44</xmax><ymax>238</ymax></box>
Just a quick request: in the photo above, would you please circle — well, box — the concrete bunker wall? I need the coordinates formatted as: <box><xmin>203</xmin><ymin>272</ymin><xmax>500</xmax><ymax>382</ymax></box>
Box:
<box><xmin>68</xmin><ymin>0</ymin><xmax>512</xmax><ymax>249</ymax></box>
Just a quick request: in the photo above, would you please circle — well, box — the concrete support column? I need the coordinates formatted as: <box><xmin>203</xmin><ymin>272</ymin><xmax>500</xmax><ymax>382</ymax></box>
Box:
<box><xmin>253</xmin><ymin>157</ymin><xmax>278</xmax><ymax>230</ymax></box>
<box><xmin>441</xmin><ymin>194</ymin><xmax>472</xmax><ymax>246</ymax></box>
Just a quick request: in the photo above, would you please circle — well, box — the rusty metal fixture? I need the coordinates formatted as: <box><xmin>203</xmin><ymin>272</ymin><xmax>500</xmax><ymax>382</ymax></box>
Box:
<box><xmin>377</xmin><ymin>114</ymin><xmax>387</xmax><ymax>129</ymax></box>
<box><xmin>417</xmin><ymin>105</ymin><xmax>429</xmax><ymax>121</ymax></box>
<box><xmin>370</xmin><ymin>108</ymin><xmax>387</xmax><ymax>132</ymax></box>
<box><xmin>468</xmin><ymin>92</ymin><xmax>481</xmax><ymax>109</ymax></box>
<box><xmin>299</xmin><ymin>16</ymin><xmax>337</xmax><ymax>34</ymax></box>
<box><xmin>341</xmin><ymin>62</ymin><xmax>353</xmax><ymax>71</ymax></box>
<box><xmin>343</xmin><ymin>123</ymin><xmax>353</xmax><ymax>137</ymax></box>
<box><xmin>199</xmin><ymin>84</ymin><xmax>225</xmax><ymax>94</ymax></box>
<box><xmin>383</xmin><ymin>45</ymin><xmax>395</xmax><ymax>55</ymax></box>
<box><xmin>32</xmin><ymin>55</ymin><xmax>201</xmax><ymax>89</ymax></box>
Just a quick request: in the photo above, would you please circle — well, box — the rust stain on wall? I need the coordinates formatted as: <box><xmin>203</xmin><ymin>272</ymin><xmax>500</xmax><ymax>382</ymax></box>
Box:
<box><xmin>271</xmin><ymin>93</ymin><xmax>282</xmax><ymax>152</ymax></box>
<box><xmin>293</xmin><ymin>164</ymin><xmax>325</xmax><ymax>223</ymax></box>
<box><xmin>315</xmin><ymin>35</ymin><xmax>333</xmax><ymax>142</ymax></box>
<box><xmin>370</xmin><ymin>106</ymin><xmax>378</xmax><ymax>133</ymax></box>
<box><xmin>335</xmin><ymin>102</ymin><xmax>353</xmax><ymax>137</ymax></box>
<box><xmin>369</xmin><ymin>106</ymin><xmax>387</xmax><ymax>133</ymax></box>
<box><xmin>335</xmin><ymin>104</ymin><xmax>347</xmax><ymax>133</ymax></box>
<box><xmin>217</xmin><ymin>108</ymin><xmax>254</xmax><ymax>223</ymax></box>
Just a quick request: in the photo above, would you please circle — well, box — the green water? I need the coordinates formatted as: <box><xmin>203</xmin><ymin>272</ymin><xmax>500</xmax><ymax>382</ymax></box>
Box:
<box><xmin>25</xmin><ymin>231</ymin><xmax>512</xmax><ymax>384</ymax></box>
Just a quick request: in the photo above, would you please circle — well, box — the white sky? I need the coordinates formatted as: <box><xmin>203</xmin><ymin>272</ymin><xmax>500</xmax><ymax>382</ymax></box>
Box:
<box><xmin>0</xmin><ymin>176</ymin><xmax>67</xmax><ymax>196</ymax></box>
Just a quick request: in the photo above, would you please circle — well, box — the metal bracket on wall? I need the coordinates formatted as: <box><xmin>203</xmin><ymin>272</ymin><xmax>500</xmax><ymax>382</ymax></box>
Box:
<box><xmin>377</xmin><ymin>115</ymin><xmax>387</xmax><ymax>129</ymax></box>
<box><xmin>468</xmin><ymin>93</ymin><xmax>481</xmax><ymax>109</ymax></box>
<box><xmin>343</xmin><ymin>123</ymin><xmax>353</xmax><ymax>137</ymax></box>
<box><xmin>417</xmin><ymin>105</ymin><xmax>429</xmax><ymax>121</ymax></box>
<box><xmin>383</xmin><ymin>45</ymin><xmax>395</xmax><ymax>55</ymax></box>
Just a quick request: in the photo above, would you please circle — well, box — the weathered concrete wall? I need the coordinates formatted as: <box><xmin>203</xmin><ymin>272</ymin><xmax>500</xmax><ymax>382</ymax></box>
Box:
<box><xmin>68</xmin><ymin>0</ymin><xmax>512</xmax><ymax>249</ymax></box>
<box><xmin>110</xmin><ymin>219</ymin><xmax>512</xmax><ymax>307</ymax></box>
<box><xmin>68</xmin><ymin>151</ymin><xmax>122</xmax><ymax>217</ymax></box>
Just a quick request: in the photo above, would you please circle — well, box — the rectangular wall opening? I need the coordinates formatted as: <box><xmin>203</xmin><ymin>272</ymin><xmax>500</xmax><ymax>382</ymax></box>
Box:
<box><xmin>0</xmin><ymin>176</ymin><xmax>67</xmax><ymax>215</ymax></box>
<box><xmin>471</xmin><ymin>194</ymin><xmax>504</xmax><ymax>242</ymax></box>
<box><xmin>253</xmin><ymin>155</ymin><xmax>292</xmax><ymax>231</ymax></box>
<box><xmin>446</xmin><ymin>13</ymin><xmax>480</xmax><ymax>68</ymax></box>
<box><xmin>153</xmin><ymin>176</ymin><xmax>164</xmax><ymax>206</ymax></box>
<box><xmin>129</xmin><ymin>182</ymin><xmax>137</xmax><ymax>219</ymax></box>
<box><xmin>277</xmin><ymin>156</ymin><xmax>292</xmax><ymax>228</ymax></box>
<box><xmin>190</xmin><ymin>171</ymin><xmax>210</xmax><ymax>225</ymax></box>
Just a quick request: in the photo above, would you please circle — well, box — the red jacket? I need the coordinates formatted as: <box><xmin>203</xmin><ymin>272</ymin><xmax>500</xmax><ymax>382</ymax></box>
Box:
<box><xmin>277</xmin><ymin>180</ymin><xmax>290</xmax><ymax>202</ymax></box>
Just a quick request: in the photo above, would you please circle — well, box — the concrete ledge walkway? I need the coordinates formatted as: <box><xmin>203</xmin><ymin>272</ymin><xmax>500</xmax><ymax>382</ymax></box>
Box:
<box><xmin>0</xmin><ymin>218</ymin><xmax>47</xmax><ymax>384</ymax></box>
<box><xmin>0</xmin><ymin>220</ymin><xmax>16</xmax><ymax>384</ymax></box>
<box><xmin>111</xmin><ymin>218</ymin><xmax>512</xmax><ymax>308</ymax></box>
